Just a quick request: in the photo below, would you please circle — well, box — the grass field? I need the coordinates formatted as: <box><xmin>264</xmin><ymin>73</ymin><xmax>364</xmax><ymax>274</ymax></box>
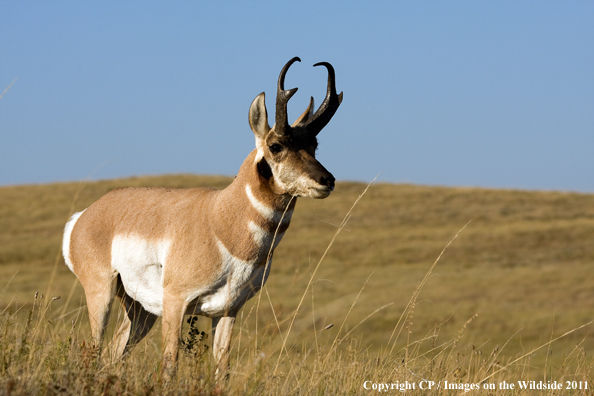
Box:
<box><xmin>1</xmin><ymin>175</ymin><xmax>594</xmax><ymax>394</ymax></box>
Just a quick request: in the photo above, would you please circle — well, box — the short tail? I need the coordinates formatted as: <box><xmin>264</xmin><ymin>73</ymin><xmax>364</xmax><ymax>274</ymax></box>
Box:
<box><xmin>62</xmin><ymin>210</ymin><xmax>85</xmax><ymax>273</ymax></box>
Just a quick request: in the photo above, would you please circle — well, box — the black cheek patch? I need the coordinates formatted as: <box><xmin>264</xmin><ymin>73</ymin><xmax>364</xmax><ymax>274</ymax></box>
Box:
<box><xmin>257</xmin><ymin>158</ymin><xmax>273</xmax><ymax>180</ymax></box>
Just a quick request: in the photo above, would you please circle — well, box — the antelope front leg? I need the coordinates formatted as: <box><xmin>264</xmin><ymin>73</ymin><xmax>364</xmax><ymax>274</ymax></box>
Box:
<box><xmin>161</xmin><ymin>295</ymin><xmax>187</xmax><ymax>379</ymax></box>
<box><xmin>212</xmin><ymin>315</ymin><xmax>236</xmax><ymax>380</ymax></box>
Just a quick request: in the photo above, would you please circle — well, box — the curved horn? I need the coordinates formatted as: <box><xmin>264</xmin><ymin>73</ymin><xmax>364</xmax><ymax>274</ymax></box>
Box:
<box><xmin>304</xmin><ymin>62</ymin><xmax>343</xmax><ymax>136</ymax></box>
<box><xmin>275</xmin><ymin>57</ymin><xmax>301</xmax><ymax>136</ymax></box>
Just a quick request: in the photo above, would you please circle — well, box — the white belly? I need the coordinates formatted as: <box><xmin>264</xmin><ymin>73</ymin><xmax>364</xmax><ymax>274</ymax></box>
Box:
<box><xmin>111</xmin><ymin>235</ymin><xmax>170</xmax><ymax>316</ymax></box>
<box><xmin>111</xmin><ymin>235</ymin><xmax>272</xmax><ymax>317</ymax></box>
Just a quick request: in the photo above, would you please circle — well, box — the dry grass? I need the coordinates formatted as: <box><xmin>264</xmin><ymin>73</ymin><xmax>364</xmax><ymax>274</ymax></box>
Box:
<box><xmin>1</xmin><ymin>175</ymin><xmax>594</xmax><ymax>394</ymax></box>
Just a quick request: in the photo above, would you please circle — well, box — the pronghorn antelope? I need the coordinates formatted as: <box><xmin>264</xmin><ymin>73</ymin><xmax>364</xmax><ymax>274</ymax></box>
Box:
<box><xmin>62</xmin><ymin>57</ymin><xmax>342</xmax><ymax>376</ymax></box>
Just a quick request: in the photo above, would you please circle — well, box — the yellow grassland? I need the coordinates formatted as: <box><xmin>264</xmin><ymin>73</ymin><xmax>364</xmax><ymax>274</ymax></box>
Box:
<box><xmin>1</xmin><ymin>175</ymin><xmax>593</xmax><ymax>395</ymax></box>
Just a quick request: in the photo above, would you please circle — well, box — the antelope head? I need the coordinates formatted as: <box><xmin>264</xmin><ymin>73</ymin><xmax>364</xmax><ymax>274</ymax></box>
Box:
<box><xmin>248</xmin><ymin>57</ymin><xmax>343</xmax><ymax>199</ymax></box>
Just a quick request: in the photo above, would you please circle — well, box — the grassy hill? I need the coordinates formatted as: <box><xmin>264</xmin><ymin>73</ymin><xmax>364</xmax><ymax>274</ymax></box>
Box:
<box><xmin>1</xmin><ymin>175</ymin><xmax>593</xmax><ymax>394</ymax></box>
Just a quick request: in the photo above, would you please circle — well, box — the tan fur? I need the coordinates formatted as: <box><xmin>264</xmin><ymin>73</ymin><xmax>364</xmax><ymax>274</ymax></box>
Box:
<box><xmin>64</xmin><ymin>58</ymin><xmax>340</xmax><ymax>379</ymax></box>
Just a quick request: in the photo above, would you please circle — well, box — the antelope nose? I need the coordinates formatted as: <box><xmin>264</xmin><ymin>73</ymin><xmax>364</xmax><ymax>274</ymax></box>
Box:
<box><xmin>320</xmin><ymin>175</ymin><xmax>335</xmax><ymax>191</ymax></box>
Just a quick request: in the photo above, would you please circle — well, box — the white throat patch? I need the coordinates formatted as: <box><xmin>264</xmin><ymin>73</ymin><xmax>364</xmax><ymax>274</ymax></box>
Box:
<box><xmin>245</xmin><ymin>184</ymin><xmax>293</xmax><ymax>223</ymax></box>
<box><xmin>248</xmin><ymin>220</ymin><xmax>285</xmax><ymax>250</ymax></box>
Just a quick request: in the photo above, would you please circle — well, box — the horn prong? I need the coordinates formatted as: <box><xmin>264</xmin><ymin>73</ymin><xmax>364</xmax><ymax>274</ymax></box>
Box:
<box><xmin>275</xmin><ymin>57</ymin><xmax>301</xmax><ymax>136</ymax></box>
<box><xmin>305</xmin><ymin>61</ymin><xmax>343</xmax><ymax>136</ymax></box>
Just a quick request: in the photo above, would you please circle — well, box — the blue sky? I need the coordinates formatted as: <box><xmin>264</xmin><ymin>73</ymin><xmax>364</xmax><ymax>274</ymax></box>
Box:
<box><xmin>1</xmin><ymin>2</ymin><xmax>593</xmax><ymax>192</ymax></box>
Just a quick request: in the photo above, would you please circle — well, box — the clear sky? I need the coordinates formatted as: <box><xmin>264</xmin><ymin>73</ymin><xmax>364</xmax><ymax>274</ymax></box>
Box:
<box><xmin>1</xmin><ymin>2</ymin><xmax>593</xmax><ymax>192</ymax></box>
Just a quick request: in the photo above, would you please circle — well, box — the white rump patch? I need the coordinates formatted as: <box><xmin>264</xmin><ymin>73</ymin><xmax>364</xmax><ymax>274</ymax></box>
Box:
<box><xmin>62</xmin><ymin>210</ymin><xmax>85</xmax><ymax>273</ymax></box>
<box><xmin>111</xmin><ymin>235</ymin><xmax>171</xmax><ymax>316</ymax></box>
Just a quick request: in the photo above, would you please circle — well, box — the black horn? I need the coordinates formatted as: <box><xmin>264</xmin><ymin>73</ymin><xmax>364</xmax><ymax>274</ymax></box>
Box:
<box><xmin>304</xmin><ymin>62</ymin><xmax>343</xmax><ymax>136</ymax></box>
<box><xmin>275</xmin><ymin>57</ymin><xmax>301</xmax><ymax>136</ymax></box>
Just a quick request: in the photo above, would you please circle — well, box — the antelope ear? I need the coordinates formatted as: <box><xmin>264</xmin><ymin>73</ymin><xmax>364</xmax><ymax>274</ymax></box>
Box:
<box><xmin>249</xmin><ymin>92</ymin><xmax>270</xmax><ymax>139</ymax></box>
<box><xmin>291</xmin><ymin>96</ymin><xmax>314</xmax><ymax>127</ymax></box>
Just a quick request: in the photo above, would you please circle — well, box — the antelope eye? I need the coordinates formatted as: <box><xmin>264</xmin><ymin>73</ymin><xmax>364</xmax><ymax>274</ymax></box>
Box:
<box><xmin>269</xmin><ymin>143</ymin><xmax>283</xmax><ymax>154</ymax></box>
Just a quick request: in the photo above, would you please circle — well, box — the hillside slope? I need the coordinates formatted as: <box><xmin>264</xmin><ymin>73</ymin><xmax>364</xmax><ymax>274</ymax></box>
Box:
<box><xmin>1</xmin><ymin>175</ymin><xmax>593</xmax><ymax>369</ymax></box>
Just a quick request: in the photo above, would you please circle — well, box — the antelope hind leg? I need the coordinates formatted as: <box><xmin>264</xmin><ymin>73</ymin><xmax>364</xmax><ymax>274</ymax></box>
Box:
<box><xmin>82</xmin><ymin>273</ymin><xmax>118</xmax><ymax>353</ymax></box>
<box><xmin>106</xmin><ymin>282</ymin><xmax>158</xmax><ymax>362</ymax></box>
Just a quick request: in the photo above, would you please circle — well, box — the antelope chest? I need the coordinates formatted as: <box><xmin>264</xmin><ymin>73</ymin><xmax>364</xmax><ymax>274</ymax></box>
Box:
<box><xmin>191</xmin><ymin>239</ymin><xmax>271</xmax><ymax>316</ymax></box>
